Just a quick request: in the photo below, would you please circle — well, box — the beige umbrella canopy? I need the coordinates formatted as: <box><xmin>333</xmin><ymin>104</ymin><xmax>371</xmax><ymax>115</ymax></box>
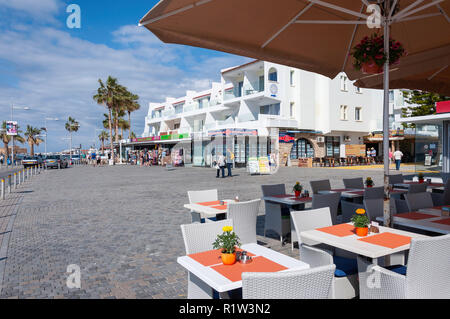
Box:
<box><xmin>140</xmin><ymin>0</ymin><xmax>450</xmax><ymax>225</ymax></box>
<box><xmin>140</xmin><ymin>0</ymin><xmax>450</xmax><ymax>93</ymax></box>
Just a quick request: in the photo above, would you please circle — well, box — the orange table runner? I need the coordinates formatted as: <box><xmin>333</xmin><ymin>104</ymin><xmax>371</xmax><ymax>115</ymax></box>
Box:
<box><xmin>317</xmin><ymin>223</ymin><xmax>356</xmax><ymax>237</ymax></box>
<box><xmin>198</xmin><ymin>201</ymin><xmax>221</xmax><ymax>206</ymax></box>
<box><xmin>211</xmin><ymin>256</ymin><xmax>287</xmax><ymax>282</ymax></box>
<box><xmin>211</xmin><ymin>205</ymin><xmax>227</xmax><ymax>210</ymax></box>
<box><xmin>431</xmin><ymin>218</ymin><xmax>450</xmax><ymax>226</ymax></box>
<box><xmin>188</xmin><ymin>249</ymin><xmax>255</xmax><ymax>267</ymax></box>
<box><xmin>358</xmin><ymin>232</ymin><xmax>411</xmax><ymax>249</ymax></box>
<box><xmin>291</xmin><ymin>197</ymin><xmax>312</xmax><ymax>202</ymax></box>
<box><xmin>395</xmin><ymin>212</ymin><xmax>437</xmax><ymax>220</ymax></box>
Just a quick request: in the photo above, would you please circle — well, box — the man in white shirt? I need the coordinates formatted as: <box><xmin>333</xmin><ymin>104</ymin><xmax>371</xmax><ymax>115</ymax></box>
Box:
<box><xmin>393</xmin><ymin>150</ymin><xmax>404</xmax><ymax>171</ymax></box>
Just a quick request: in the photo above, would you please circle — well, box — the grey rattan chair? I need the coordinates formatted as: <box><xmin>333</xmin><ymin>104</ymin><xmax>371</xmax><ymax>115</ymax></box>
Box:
<box><xmin>364</xmin><ymin>198</ymin><xmax>384</xmax><ymax>222</ymax></box>
<box><xmin>364</xmin><ymin>186</ymin><xmax>384</xmax><ymax>199</ymax></box>
<box><xmin>407</xmin><ymin>183</ymin><xmax>427</xmax><ymax>194</ymax></box>
<box><xmin>310</xmin><ymin>180</ymin><xmax>331</xmax><ymax>194</ymax></box>
<box><xmin>431</xmin><ymin>179</ymin><xmax>450</xmax><ymax>206</ymax></box>
<box><xmin>227</xmin><ymin>199</ymin><xmax>261</xmax><ymax>245</ymax></box>
<box><xmin>187</xmin><ymin>189</ymin><xmax>218</xmax><ymax>223</ymax></box>
<box><xmin>358</xmin><ymin>234</ymin><xmax>450</xmax><ymax>299</ymax></box>
<box><xmin>180</xmin><ymin>219</ymin><xmax>233</xmax><ymax>299</ymax></box>
<box><xmin>261</xmin><ymin>184</ymin><xmax>290</xmax><ymax>243</ymax></box>
<box><xmin>388</xmin><ymin>174</ymin><xmax>404</xmax><ymax>185</ymax></box>
<box><xmin>242</xmin><ymin>264</ymin><xmax>335</xmax><ymax>299</ymax></box>
<box><xmin>343</xmin><ymin>178</ymin><xmax>364</xmax><ymax>189</ymax></box>
<box><xmin>404</xmin><ymin>192</ymin><xmax>434</xmax><ymax>212</ymax></box>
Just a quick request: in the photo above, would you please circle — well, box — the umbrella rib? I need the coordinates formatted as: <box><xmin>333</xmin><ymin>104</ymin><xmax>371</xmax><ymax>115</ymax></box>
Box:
<box><xmin>294</xmin><ymin>20</ymin><xmax>367</xmax><ymax>24</ymax></box>
<box><xmin>393</xmin><ymin>0</ymin><xmax>444</xmax><ymax>21</ymax></box>
<box><xmin>307</xmin><ymin>0</ymin><xmax>368</xmax><ymax>20</ymax></box>
<box><xmin>261</xmin><ymin>3</ymin><xmax>313</xmax><ymax>49</ymax></box>
<box><xmin>428</xmin><ymin>65</ymin><xmax>448</xmax><ymax>80</ymax></box>
<box><xmin>436</xmin><ymin>3</ymin><xmax>450</xmax><ymax>23</ymax></box>
<box><xmin>389</xmin><ymin>0</ymin><xmax>399</xmax><ymax>19</ymax></box>
<box><xmin>392</xmin><ymin>0</ymin><xmax>425</xmax><ymax>21</ymax></box>
<box><xmin>396</xmin><ymin>12</ymin><xmax>442</xmax><ymax>22</ymax></box>
<box><xmin>341</xmin><ymin>4</ymin><xmax>364</xmax><ymax>73</ymax></box>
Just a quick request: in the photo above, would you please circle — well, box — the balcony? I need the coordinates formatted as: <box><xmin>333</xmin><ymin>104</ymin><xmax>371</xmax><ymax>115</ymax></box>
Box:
<box><xmin>184</xmin><ymin>102</ymin><xmax>200</xmax><ymax>113</ymax></box>
<box><xmin>243</xmin><ymin>81</ymin><xmax>264</xmax><ymax>96</ymax></box>
<box><xmin>223</xmin><ymin>89</ymin><xmax>241</xmax><ymax>101</ymax></box>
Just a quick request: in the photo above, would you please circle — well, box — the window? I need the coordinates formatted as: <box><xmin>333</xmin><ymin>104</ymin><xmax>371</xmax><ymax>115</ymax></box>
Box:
<box><xmin>174</xmin><ymin>103</ymin><xmax>184</xmax><ymax>114</ymax></box>
<box><xmin>197</xmin><ymin>97</ymin><xmax>210</xmax><ymax>109</ymax></box>
<box><xmin>340</xmin><ymin>105</ymin><xmax>348</xmax><ymax>120</ymax></box>
<box><xmin>290</xmin><ymin>102</ymin><xmax>295</xmax><ymax>118</ymax></box>
<box><xmin>340</xmin><ymin>75</ymin><xmax>348</xmax><ymax>91</ymax></box>
<box><xmin>389</xmin><ymin>90</ymin><xmax>394</xmax><ymax>101</ymax></box>
<box><xmin>355</xmin><ymin>107</ymin><xmax>362</xmax><ymax>121</ymax></box>
<box><xmin>325</xmin><ymin>136</ymin><xmax>340</xmax><ymax>158</ymax></box>
<box><xmin>260</xmin><ymin>103</ymin><xmax>280</xmax><ymax>116</ymax></box>
<box><xmin>268</xmin><ymin>68</ymin><xmax>278</xmax><ymax>82</ymax></box>
<box><xmin>290</xmin><ymin>70</ymin><xmax>295</xmax><ymax>86</ymax></box>
<box><xmin>259</xmin><ymin>76</ymin><xmax>265</xmax><ymax>91</ymax></box>
<box><xmin>290</xmin><ymin>139</ymin><xmax>315</xmax><ymax>159</ymax></box>
<box><xmin>174</xmin><ymin>123</ymin><xmax>180</xmax><ymax>130</ymax></box>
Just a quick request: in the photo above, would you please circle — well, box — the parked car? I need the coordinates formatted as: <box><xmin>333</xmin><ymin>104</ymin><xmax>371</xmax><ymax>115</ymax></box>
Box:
<box><xmin>22</xmin><ymin>156</ymin><xmax>44</xmax><ymax>168</ymax></box>
<box><xmin>45</xmin><ymin>155</ymin><xmax>68</xmax><ymax>169</ymax></box>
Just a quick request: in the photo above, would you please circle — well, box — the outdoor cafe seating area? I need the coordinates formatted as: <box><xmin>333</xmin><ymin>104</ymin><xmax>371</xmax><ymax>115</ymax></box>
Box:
<box><xmin>180</xmin><ymin>173</ymin><xmax>450</xmax><ymax>299</ymax></box>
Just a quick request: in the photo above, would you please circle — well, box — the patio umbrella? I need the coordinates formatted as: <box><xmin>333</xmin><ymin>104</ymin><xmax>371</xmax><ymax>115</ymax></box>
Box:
<box><xmin>139</xmin><ymin>0</ymin><xmax>450</xmax><ymax>226</ymax></box>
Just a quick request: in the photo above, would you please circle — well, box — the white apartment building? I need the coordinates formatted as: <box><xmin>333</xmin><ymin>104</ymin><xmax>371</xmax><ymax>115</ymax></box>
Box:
<box><xmin>137</xmin><ymin>60</ymin><xmax>385</xmax><ymax>167</ymax></box>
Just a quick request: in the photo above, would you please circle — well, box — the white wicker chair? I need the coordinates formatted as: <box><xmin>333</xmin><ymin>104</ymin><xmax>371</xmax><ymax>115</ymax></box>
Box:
<box><xmin>343</xmin><ymin>178</ymin><xmax>364</xmax><ymax>189</ymax></box>
<box><xmin>358</xmin><ymin>234</ymin><xmax>450</xmax><ymax>299</ymax></box>
<box><xmin>180</xmin><ymin>219</ymin><xmax>233</xmax><ymax>299</ymax></box>
<box><xmin>261</xmin><ymin>184</ymin><xmax>291</xmax><ymax>243</ymax></box>
<box><xmin>291</xmin><ymin>208</ymin><xmax>359</xmax><ymax>299</ymax></box>
<box><xmin>310</xmin><ymin>180</ymin><xmax>331</xmax><ymax>194</ymax></box>
<box><xmin>242</xmin><ymin>264</ymin><xmax>335</xmax><ymax>299</ymax></box>
<box><xmin>291</xmin><ymin>192</ymin><xmax>341</xmax><ymax>250</ymax></box>
<box><xmin>404</xmin><ymin>192</ymin><xmax>434</xmax><ymax>212</ymax></box>
<box><xmin>227</xmin><ymin>199</ymin><xmax>261</xmax><ymax>245</ymax></box>
<box><xmin>187</xmin><ymin>189</ymin><xmax>218</xmax><ymax>223</ymax></box>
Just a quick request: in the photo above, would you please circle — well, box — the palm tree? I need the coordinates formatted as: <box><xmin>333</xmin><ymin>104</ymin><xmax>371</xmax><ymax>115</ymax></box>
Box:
<box><xmin>1</xmin><ymin>121</ymin><xmax>25</xmax><ymax>161</ymax></box>
<box><xmin>123</xmin><ymin>91</ymin><xmax>140</xmax><ymax>139</ymax></box>
<box><xmin>94</xmin><ymin>76</ymin><xmax>122</xmax><ymax>163</ymax></box>
<box><xmin>65</xmin><ymin>117</ymin><xmax>79</xmax><ymax>160</ymax></box>
<box><xmin>130</xmin><ymin>131</ymin><xmax>137</xmax><ymax>139</ymax></box>
<box><xmin>98</xmin><ymin>131</ymin><xmax>109</xmax><ymax>152</ymax></box>
<box><xmin>24</xmin><ymin>125</ymin><xmax>43</xmax><ymax>156</ymax></box>
<box><xmin>118</xmin><ymin>118</ymin><xmax>130</xmax><ymax>139</ymax></box>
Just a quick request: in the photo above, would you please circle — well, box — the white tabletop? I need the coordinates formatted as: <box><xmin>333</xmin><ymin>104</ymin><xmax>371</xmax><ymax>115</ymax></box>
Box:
<box><xmin>300</xmin><ymin>224</ymin><xmax>428</xmax><ymax>259</ymax></box>
<box><xmin>177</xmin><ymin>243</ymin><xmax>309</xmax><ymax>293</ymax></box>
<box><xmin>376</xmin><ymin>209</ymin><xmax>450</xmax><ymax>234</ymax></box>
<box><xmin>184</xmin><ymin>200</ymin><xmax>233</xmax><ymax>218</ymax></box>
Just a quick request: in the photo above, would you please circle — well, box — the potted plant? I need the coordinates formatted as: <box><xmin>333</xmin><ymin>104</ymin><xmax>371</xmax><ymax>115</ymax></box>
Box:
<box><xmin>365</xmin><ymin>177</ymin><xmax>374</xmax><ymax>188</ymax></box>
<box><xmin>351</xmin><ymin>209</ymin><xmax>370</xmax><ymax>237</ymax></box>
<box><xmin>293</xmin><ymin>182</ymin><xmax>303</xmax><ymax>198</ymax></box>
<box><xmin>213</xmin><ymin>226</ymin><xmax>241</xmax><ymax>265</ymax></box>
<box><xmin>418</xmin><ymin>172</ymin><xmax>425</xmax><ymax>184</ymax></box>
<box><xmin>351</xmin><ymin>33</ymin><xmax>406</xmax><ymax>74</ymax></box>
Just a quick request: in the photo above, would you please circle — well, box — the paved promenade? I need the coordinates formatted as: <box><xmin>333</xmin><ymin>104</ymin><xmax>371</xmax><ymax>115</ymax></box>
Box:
<box><xmin>0</xmin><ymin>165</ymin><xmax>387</xmax><ymax>299</ymax></box>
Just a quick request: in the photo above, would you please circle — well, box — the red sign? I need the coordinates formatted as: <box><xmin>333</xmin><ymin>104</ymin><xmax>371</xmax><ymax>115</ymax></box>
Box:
<box><xmin>436</xmin><ymin>100</ymin><xmax>450</xmax><ymax>114</ymax></box>
<box><xmin>279</xmin><ymin>134</ymin><xmax>295</xmax><ymax>143</ymax></box>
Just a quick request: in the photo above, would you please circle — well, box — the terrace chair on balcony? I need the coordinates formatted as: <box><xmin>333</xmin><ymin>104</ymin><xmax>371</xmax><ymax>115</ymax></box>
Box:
<box><xmin>291</xmin><ymin>192</ymin><xmax>341</xmax><ymax>250</ymax></box>
<box><xmin>405</xmin><ymin>192</ymin><xmax>434</xmax><ymax>212</ymax></box>
<box><xmin>227</xmin><ymin>199</ymin><xmax>261</xmax><ymax>245</ymax></box>
<box><xmin>310</xmin><ymin>180</ymin><xmax>331</xmax><ymax>194</ymax></box>
<box><xmin>343</xmin><ymin>178</ymin><xmax>364</xmax><ymax>189</ymax></box>
<box><xmin>431</xmin><ymin>179</ymin><xmax>450</xmax><ymax>206</ymax></box>
<box><xmin>180</xmin><ymin>219</ymin><xmax>234</xmax><ymax>299</ymax></box>
<box><xmin>291</xmin><ymin>208</ymin><xmax>359</xmax><ymax>299</ymax></box>
<box><xmin>242</xmin><ymin>264</ymin><xmax>335</xmax><ymax>299</ymax></box>
<box><xmin>187</xmin><ymin>189</ymin><xmax>219</xmax><ymax>223</ymax></box>
<box><xmin>358</xmin><ymin>234</ymin><xmax>450</xmax><ymax>299</ymax></box>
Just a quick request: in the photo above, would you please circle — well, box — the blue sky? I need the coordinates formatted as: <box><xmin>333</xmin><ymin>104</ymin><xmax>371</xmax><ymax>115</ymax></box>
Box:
<box><xmin>0</xmin><ymin>0</ymin><xmax>250</xmax><ymax>152</ymax></box>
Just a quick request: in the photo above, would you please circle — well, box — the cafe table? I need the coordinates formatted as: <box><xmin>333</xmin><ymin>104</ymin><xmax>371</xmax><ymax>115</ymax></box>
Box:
<box><xmin>393</xmin><ymin>181</ymin><xmax>444</xmax><ymax>191</ymax></box>
<box><xmin>184</xmin><ymin>200</ymin><xmax>234</xmax><ymax>219</ymax></box>
<box><xmin>177</xmin><ymin>243</ymin><xmax>309</xmax><ymax>297</ymax></box>
<box><xmin>376</xmin><ymin>208</ymin><xmax>450</xmax><ymax>235</ymax></box>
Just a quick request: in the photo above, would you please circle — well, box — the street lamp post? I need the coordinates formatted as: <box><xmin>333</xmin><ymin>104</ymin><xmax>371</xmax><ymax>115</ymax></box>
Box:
<box><xmin>10</xmin><ymin>105</ymin><xmax>30</xmax><ymax>167</ymax></box>
<box><xmin>42</xmin><ymin>117</ymin><xmax>60</xmax><ymax>155</ymax></box>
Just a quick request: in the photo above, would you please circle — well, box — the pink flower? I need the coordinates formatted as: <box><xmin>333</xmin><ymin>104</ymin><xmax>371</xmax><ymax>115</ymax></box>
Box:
<box><xmin>375</xmin><ymin>54</ymin><xmax>384</xmax><ymax>60</ymax></box>
<box><xmin>363</xmin><ymin>53</ymin><xmax>367</xmax><ymax>58</ymax></box>
<box><xmin>366</xmin><ymin>47</ymin><xmax>371</xmax><ymax>51</ymax></box>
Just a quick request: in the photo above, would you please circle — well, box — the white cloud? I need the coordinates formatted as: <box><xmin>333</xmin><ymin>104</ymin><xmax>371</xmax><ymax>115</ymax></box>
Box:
<box><xmin>0</xmin><ymin>0</ymin><xmax>61</xmax><ymax>23</ymax></box>
<box><xmin>0</xmin><ymin>22</ymin><xmax>249</xmax><ymax>152</ymax></box>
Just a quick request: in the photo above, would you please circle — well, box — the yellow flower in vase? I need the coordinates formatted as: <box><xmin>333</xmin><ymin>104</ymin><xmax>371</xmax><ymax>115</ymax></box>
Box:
<box><xmin>356</xmin><ymin>208</ymin><xmax>366</xmax><ymax>215</ymax></box>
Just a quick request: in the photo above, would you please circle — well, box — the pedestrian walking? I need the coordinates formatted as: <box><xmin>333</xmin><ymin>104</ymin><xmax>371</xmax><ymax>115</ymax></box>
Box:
<box><xmin>393</xmin><ymin>149</ymin><xmax>404</xmax><ymax>171</ymax></box>
<box><xmin>226</xmin><ymin>148</ymin><xmax>234</xmax><ymax>177</ymax></box>
<box><xmin>216</xmin><ymin>154</ymin><xmax>226</xmax><ymax>178</ymax></box>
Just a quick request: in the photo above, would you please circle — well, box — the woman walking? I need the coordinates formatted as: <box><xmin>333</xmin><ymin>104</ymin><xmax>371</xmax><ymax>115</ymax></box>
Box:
<box><xmin>216</xmin><ymin>154</ymin><xmax>226</xmax><ymax>178</ymax></box>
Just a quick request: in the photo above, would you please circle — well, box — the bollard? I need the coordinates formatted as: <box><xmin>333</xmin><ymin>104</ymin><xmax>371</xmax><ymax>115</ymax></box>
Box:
<box><xmin>7</xmin><ymin>175</ymin><xmax>11</xmax><ymax>194</ymax></box>
<box><xmin>22</xmin><ymin>169</ymin><xmax>25</xmax><ymax>183</ymax></box>
<box><xmin>14</xmin><ymin>173</ymin><xmax>17</xmax><ymax>189</ymax></box>
<box><xmin>1</xmin><ymin>179</ymin><xmax>4</xmax><ymax>200</ymax></box>
<box><xmin>18</xmin><ymin>170</ymin><xmax>21</xmax><ymax>185</ymax></box>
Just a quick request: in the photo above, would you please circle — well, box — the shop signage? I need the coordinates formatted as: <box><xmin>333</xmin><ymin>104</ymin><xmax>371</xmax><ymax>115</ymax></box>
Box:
<box><xmin>436</xmin><ymin>100</ymin><xmax>450</xmax><ymax>114</ymax></box>
<box><xmin>6</xmin><ymin>121</ymin><xmax>18</xmax><ymax>136</ymax></box>
<box><xmin>279</xmin><ymin>133</ymin><xmax>295</xmax><ymax>143</ymax></box>
<box><xmin>208</xmin><ymin>128</ymin><xmax>258</xmax><ymax>137</ymax></box>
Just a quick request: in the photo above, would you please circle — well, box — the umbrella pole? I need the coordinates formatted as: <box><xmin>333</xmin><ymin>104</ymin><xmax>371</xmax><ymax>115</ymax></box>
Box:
<box><xmin>383</xmin><ymin>5</ymin><xmax>392</xmax><ymax>228</ymax></box>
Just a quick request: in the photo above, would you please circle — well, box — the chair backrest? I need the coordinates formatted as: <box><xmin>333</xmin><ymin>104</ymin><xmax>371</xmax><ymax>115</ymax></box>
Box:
<box><xmin>394</xmin><ymin>198</ymin><xmax>409</xmax><ymax>214</ymax></box>
<box><xmin>180</xmin><ymin>219</ymin><xmax>233</xmax><ymax>254</ymax></box>
<box><xmin>343</xmin><ymin>177</ymin><xmax>364</xmax><ymax>189</ymax></box>
<box><xmin>442</xmin><ymin>179</ymin><xmax>450</xmax><ymax>205</ymax></box>
<box><xmin>388</xmin><ymin>174</ymin><xmax>403</xmax><ymax>185</ymax></box>
<box><xmin>310</xmin><ymin>180</ymin><xmax>331</xmax><ymax>194</ymax></box>
<box><xmin>406</xmin><ymin>234</ymin><xmax>450</xmax><ymax>298</ymax></box>
<box><xmin>404</xmin><ymin>192</ymin><xmax>434</xmax><ymax>212</ymax></box>
<box><xmin>261</xmin><ymin>184</ymin><xmax>286</xmax><ymax>197</ymax></box>
<box><xmin>242</xmin><ymin>264</ymin><xmax>335</xmax><ymax>299</ymax></box>
<box><xmin>227</xmin><ymin>199</ymin><xmax>261</xmax><ymax>245</ymax></box>
<box><xmin>187</xmin><ymin>189</ymin><xmax>218</xmax><ymax>204</ymax></box>
<box><xmin>312</xmin><ymin>192</ymin><xmax>341</xmax><ymax>225</ymax></box>
<box><xmin>364</xmin><ymin>186</ymin><xmax>384</xmax><ymax>199</ymax></box>
<box><xmin>408</xmin><ymin>183</ymin><xmax>427</xmax><ymax>194</ymax></box>
<box><xmin>291</xmin><ymin>208</ymin><xmax>332</xmax><ymax>245</ymax></box>
<box><xmin>363</xmin><ymin>198</ymin><xmax>384</xmax><ymax>221</ymax></box>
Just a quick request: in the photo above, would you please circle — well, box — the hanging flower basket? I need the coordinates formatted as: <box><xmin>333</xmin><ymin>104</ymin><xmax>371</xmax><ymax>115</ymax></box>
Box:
<box><xmin>351</xmin><ymin>33</ymin><xmax>406</xmax><ymax>75</ymax></box>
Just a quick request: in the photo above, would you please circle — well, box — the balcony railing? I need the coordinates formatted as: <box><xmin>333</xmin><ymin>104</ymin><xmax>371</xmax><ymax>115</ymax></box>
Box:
<box><xmin>244</xmin><ymin>81</ymin><xmax>264</xmax><ymax>96</ymax></box>
<box><xmin>184</xmin><ymin>102</ymin><xmax>200</xmax><ymax>113</ymax></box>
<box><xmin>224</xmin><ymin>89</ymin><xmax>239</xmax><ymax>101</ymax></box>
